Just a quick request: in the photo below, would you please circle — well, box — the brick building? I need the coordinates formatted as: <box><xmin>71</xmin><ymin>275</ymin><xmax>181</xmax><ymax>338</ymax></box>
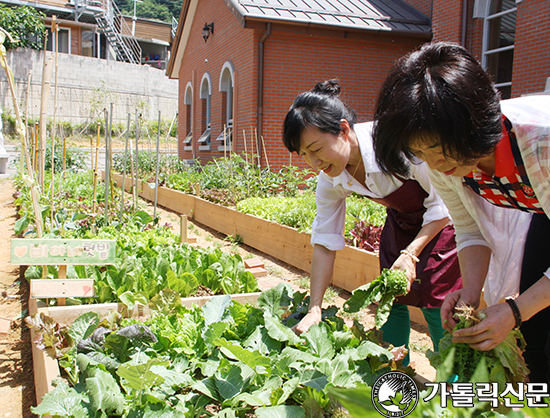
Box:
<box><xmin>167</xmin><ymin>0</ymin><xmax>550</xmax><ymax>170</ymax></box>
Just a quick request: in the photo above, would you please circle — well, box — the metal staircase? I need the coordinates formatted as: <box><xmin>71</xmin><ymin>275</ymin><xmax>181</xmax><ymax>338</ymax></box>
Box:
<box><xmin>93</xmin><ymin>0</ymin><xmax>141</xmax><ymax>64</ymax></box>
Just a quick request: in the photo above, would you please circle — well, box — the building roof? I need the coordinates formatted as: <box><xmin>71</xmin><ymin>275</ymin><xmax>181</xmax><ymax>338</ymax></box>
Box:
<box><xmin>225</xmin><ymin>0</ymin><xmax>430</xmax><ymax>35</ymax></box>
<box><xmin>167</xmin><ymin>0</ymin><xmax>431</xmax><ymax>78</ymax></box>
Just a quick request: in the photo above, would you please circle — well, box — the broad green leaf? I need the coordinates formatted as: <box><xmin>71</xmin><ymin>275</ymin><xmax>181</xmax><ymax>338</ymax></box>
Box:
<box><xmin>117</xmin><ymin>358</ymin><xmax>169</xmax><ymax>390</ymax></box>
<box><xmin>264</xmin><ymin>316</ymin><xmax>301</xmax><ymax>345</ymax></box>
<box><xmin>192</xmin><ymin>378</ymin><xmax>220</xmax><ymax>401</ymax></box>
<box><xmin>299</xmin><ymin>369</ymin><xmax>328</xmax><ymax>391</ymax></box>
<box><xmin>120</xmin><ymin>290</ymin><xmax>137</xmax><ymax>310</ymax></box>
<box><xmin>243</xmin><ymin>326</ymin><xmax>281</xmax><ymax>355</ymax></box>
<box><xmin>257</xmin><ymin>283</ymin><xmax>294</xmax><ymax>318</ymax></box>
<box><xmin>85</xmin><ymin>369</ymin><xmax>125</xmax><ymax>415</ymax></box>
<box><xmin>302</xmin><ymin>322</ymin><xmax>335</xmax><ymax>359</ymax></box>
<box><xmin>31</xmin><ymin>380</ymin><xmax>90</xmax><ymax>417</ymax></box>
<box><xmin>68</xmin><ymin>311</ymin><xmax>99</xmax><ymax>344</ymax></box>
<box><xmin>214</xmin><ymin>337</ymin><xmax>271</xmax><ymax>374</ymax></box>
<box><xmin>215</xmin><ymin>364</ymin><xmax>246</xmax><ymax>401</ymax></box>
<box><xmin>202</xmin><ymin>295</ymin><xmax>232</xmax><ymax>326</ymax></box>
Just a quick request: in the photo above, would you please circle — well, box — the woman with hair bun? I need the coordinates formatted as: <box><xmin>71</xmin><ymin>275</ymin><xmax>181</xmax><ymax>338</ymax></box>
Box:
<box><xmin>282</xmin><ymin>79</ymin><xmax>462</xmax><ymax>366</ymax></box>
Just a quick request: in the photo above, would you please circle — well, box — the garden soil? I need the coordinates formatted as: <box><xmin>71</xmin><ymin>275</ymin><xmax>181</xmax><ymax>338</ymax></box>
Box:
<box><xmin>0</xmin><ymin>177</ymin><xmax>436</xmax><ymax>417</ymax></box>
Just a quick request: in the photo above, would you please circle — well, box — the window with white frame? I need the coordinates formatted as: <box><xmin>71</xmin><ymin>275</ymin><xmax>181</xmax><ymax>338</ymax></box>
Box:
<box><xmin>198</xmin><ymin>74</ymin><xmax>212</xmax><ymax>150</ymax></box>
<box><xmin>183</xmin><ymin>82</ymin><xmax>193</xmax><ymax>149</ymax></box>
<box><xmin>217</xmin><ymin>63</ymin><xmax>234</xmax><ymax>151</ymax></box>
<box><xmin>46</xmin><ymin>27</ymin><xmax>70</xmax><ymax>54</ymax></box>
<box><xmin>480</xmin><ymin>0</ymin><xmax>517</xmax><ymax>99</ymax></box>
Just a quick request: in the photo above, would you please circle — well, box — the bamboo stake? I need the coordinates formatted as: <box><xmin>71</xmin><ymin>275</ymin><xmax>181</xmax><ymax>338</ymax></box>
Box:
<box><xmin>0</xmin><ymin>28</ymin><xmax>43</xmax><ymax>239</ymax></box>
<box><xmin>23</xmin><ymin>69</ymin><xmax>32</xmax><ymax>175</ymax></box>
<box><xmin>39</xmin><ymin>55</ymin><xmax>54</xmax><ymax>188</ymax></box>
<box><xmin>92</xmin><ymin>122</ymin><xmax>100</xmax><ymax>213</ymax></box>
<box><xmin>134</xmin><ymin>110</ymin><xmax>139</xmax><ymax>210</ymax></box>
<box><xmin>153</xmin><ymin>111</ymin><xmax>161</xmax><ymax>220</ymax></box>
<box><xmin>180</xmin><ymin>215</ymin><xmax>188</xmax><ymax>244</ymax></box>
<box><xmin>120</xmin><ymin>113</ymin><xmax>130</xmax><ymax>222</ymax></box>
<box><xmin>242</xmin><ymin>129</ymin><xmax>248</xmax><ymax>165</ymax></box>
<box><xmin>129</xmin><ymin>138</ymin><xmax>136</xmax><ymax>208</ymax></box>
<box><xmin>261</xmin><ymin>135</ymin><xmax>270</xmax><ymax>170</ymax></box>
<box><xmin>104</xmin><ymin>108</ymin><xmax>109</xmax><ymax>220</ymax></box>
<box><xmin>223</xmin><ymin>124</ymin><xmax>227</xmax><ymax>160</ymax></box>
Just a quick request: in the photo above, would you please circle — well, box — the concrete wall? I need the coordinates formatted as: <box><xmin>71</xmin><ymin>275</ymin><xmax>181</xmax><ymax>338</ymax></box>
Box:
<box><xmin>0</xmin><ymin>48</ymin><xmax>178</xmax><ymax>127</ymax></box>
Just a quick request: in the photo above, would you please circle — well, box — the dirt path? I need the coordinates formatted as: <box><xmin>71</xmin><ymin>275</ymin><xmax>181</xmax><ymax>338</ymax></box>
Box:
<box><xmin>0</xmin><ymin>177</ymin><xmax>436</xmax><ymax>417</ymax></box>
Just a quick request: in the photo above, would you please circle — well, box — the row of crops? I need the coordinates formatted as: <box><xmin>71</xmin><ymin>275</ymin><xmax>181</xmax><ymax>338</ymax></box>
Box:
<box><xmin>14</xmin><ymin>151</ymin><xmax>546</xmax><ymax>417</ymax></box>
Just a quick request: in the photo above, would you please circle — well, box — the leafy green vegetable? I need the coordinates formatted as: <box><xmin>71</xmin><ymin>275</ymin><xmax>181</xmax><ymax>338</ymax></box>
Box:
<box><xmin>428</xmin><ymin>306</ymin><xmax>529</xmax><ymax>392</ymax></box>
<box><xmin>344</xmin><ymin>268</ymin><xmax>409</xmax><ymax>328</ymax></box>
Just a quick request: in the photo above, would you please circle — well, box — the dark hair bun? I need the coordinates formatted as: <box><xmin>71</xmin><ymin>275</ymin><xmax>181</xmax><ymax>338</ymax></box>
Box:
<box><xmin>312</xmin><ymin>79</ymin><xmax>341</xmax><ymax>97</ymax></box>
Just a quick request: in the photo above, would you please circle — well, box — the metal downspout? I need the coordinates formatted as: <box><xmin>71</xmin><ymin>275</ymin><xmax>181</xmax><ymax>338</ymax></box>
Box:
<box><xmin>461</xmin><ymin>0</ymin><xmax>468</xmax><ymax>46</ymax></box>
<box><xmin>257</xmin><ymin>23</ymin><xmax>271</xmax><ymax>168</ymax></box>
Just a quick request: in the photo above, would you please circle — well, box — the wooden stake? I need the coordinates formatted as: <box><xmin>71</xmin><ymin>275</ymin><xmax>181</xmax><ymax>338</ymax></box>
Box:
<box><xmin>38</xmin><ymin>55</ymin><xmax>54</xmax><ymax>188</ymax></box>
<box><xmin>57</xmin><ymin>265</ymin><xmax>67</xmax><ymax>306</ymax></box>
<box><xmin>243</xmin><ymin>129</ymin><xmax>248</xmax><ymax>165</ymax></box>
<box><xmin>180</xmin><ymin>214</ymin><xmax>188</xmax><ymax>244</ymax></box>
<box><xmin>261</xmin><ymin>135</ymin><xmax>270</xmax><ymax>170</ymax></box>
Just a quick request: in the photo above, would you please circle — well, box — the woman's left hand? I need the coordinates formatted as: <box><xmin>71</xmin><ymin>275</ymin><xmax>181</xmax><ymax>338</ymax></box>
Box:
<box><xmin>391</xmin><ymin>253</ymin><xmax>417</xmax><ymax>294</ymax></box>
<box><xmin>450</xmin><ymin>302</ymin><xmax>516</xmax><ymax>351</ymax></box>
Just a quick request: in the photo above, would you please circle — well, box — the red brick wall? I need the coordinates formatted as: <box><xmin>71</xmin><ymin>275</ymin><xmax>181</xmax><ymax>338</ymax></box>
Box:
<box><xmin>431</xmin><ymin>0</ymin><xmax>463</xmax><ymax>43</ymax></box>
<box><xmin>177</xmin><ymin>0</ymin><xmax>258</xmax><ymax>164</ymax></box>
<box><xmin>511</xmin><ymin>0</ymin><xmax>550</xmax><ymax>97</ymax></box>
<box><xmin>402</xmin><ymin>0</ymin><xmax>433</xmax><ymax>19</ymax></box>
<box><xmin>261</xmin><ymin>32</ymin><xmax>423</xmax><ymax>171</ymax></box>
<box><xmin>431</xmin><ymin>0</ymin><xmax>550</xmax><ymax>98</ymax></box>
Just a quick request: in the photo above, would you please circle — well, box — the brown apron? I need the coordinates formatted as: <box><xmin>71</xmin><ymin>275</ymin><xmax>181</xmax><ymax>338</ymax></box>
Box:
<box><xmin>369</xmin><ymin>179</ymin><xmax>462</xmax><ymax>308</ymax></box>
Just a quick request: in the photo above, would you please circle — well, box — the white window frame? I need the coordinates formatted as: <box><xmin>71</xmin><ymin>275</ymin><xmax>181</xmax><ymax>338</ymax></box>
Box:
<box><xmin>217</xmin><ymin>62</ymin><xmax>234</xmax><ymax>152</ymax></box>
<box><xmin>198</xmin><ymin>73</ymin><xmax>212</xmax><ymax>151</ymax></box>
<box><xmin>46</xmin><ymin>26</ymin><xmax>71</xmax><ymax>54</ymax></box>
<box><xmin>479</xmin><ymin>0</ymin><xmax>517</xmax><ymax>97</ymax></box>
<box><xmin>183</xmin><ymin>82</ymin><xmax>193</xmax><ymax>151</ymax></box>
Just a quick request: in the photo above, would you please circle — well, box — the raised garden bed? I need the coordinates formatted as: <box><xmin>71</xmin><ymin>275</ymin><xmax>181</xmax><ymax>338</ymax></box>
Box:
<box><xmin>28</xmin><ymin>292</ymin><xmax>262</xmax><ymax>409</ymax></box>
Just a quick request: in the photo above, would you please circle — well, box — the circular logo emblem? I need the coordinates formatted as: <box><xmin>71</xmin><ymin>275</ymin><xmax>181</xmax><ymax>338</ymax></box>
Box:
<box><xmin>521</xmin><ymin>183</ymin><xmax>536</xmax><ymax>198</ymax></box>
<box><xmin>372</xmin><ymin>371</ymin><xmax>419</xmax><ymax>417</ymax></box>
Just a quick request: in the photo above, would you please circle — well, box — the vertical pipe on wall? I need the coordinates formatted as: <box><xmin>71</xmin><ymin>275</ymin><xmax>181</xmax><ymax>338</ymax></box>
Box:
<box><xmin>257</xmin><ymin>22</ymin><xmax>271</xmax><ymax>169</ymax></box>
<box><xmin>461</xmin><ymin>0</ymin><xmax>468</xmax><ymax>47</ymax></box>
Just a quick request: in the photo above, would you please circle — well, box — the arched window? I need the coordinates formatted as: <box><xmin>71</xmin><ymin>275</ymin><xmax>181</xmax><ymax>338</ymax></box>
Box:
<box><xmin>198</xmin><ymin>73</ymin><xmax>212</xmax><ymax>150</ymax></box>
<box><xmin>217</xmin><ymin>62</ymin><xmax>234</xmax><ymax>151</ymax></box>
<box><xmin>477</xmin><ymin>0</ymin><xmax>517</xmax><ymax>99</ymax></box>
<box><xmin>183</xmin><ymin>82</ymin><xmax>193</xmax><ymax>149</ymax></box>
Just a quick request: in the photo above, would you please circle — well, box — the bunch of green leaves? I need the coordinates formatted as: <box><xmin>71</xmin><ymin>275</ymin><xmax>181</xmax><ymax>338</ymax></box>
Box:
<box><xmin>428</xmin><ymin>306</ymin><xmax>529</xmax><ymax>391</ymax></box>
<box><xmin>344</xmin><ymin>269</ymin><xmax>409</xmax><ymax>329</ymax></box>
<box><xmin>31</xmin><ymin>283</ymin><xmax>400</xmax><ymax>417</ymax></box>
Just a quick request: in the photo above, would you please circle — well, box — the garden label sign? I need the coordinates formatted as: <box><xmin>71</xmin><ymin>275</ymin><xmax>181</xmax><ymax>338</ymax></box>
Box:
<box><xmin>10</xmin><ymin>238</ymin><xmax>116</xmax><ymax>301</ymax></box>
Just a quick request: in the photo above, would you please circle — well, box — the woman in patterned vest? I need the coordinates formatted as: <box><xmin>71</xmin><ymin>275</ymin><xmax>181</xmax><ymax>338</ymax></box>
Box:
<box><xmin>372</xmin><ymin>41</ymin><xmax>550</xmax><ymax>385</ymax></box>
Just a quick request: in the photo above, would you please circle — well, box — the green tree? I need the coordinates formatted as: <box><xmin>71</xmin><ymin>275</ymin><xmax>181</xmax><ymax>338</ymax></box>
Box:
<box><xmin>115</xmin><ymin>0</ymin><xmax>183</xmax><ymax>23</ymax></box>
<box><xmin>0</xmin><ymin>5</ymin><xmax>46</xmax><ymax>50</ymax></box>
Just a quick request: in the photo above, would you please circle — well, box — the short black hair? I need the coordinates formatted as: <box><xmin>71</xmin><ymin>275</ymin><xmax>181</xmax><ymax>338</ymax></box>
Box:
<box><xmin>373</xmin><ymin>42</ymin><xmax>502</xmax><ymax>177</ymax></box>
<box><xmin>283</xmin><ymin>79</ymin><xmax>357</xmax><ymax>153</ymax></box>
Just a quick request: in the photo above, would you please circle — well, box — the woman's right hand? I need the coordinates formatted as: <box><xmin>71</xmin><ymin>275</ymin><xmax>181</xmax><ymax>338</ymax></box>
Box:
<box><xmin>441</xmin><ymin>287</ymin><xmax>482</xmax><ymax>330</ymax></box>
<box><xmin>291</xmin><ymin>309</ymin><xmax>322</xmax><ymax>335</ymax></box>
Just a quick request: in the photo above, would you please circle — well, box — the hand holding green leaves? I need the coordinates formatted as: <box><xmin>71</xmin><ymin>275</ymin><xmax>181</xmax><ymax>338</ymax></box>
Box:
<box><xmin>343</xmin><ymin>269</ymin><xmax>409</xmax><ymax>329</ymax></box>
